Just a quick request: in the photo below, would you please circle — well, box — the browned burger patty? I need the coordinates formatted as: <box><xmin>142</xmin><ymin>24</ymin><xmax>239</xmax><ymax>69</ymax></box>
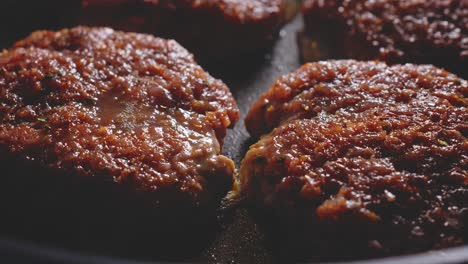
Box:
<box><xmin>0</xmin><ymin>27</ymin><xmax>239</xmax><ymax>253</ymax></box>
<box><xmin>241</xmin><ymin>60</ymin><xmax>468</xmax><ymax>260</ymax></box>
<box><xmin>74</xmin><ymin>0</ymin><xmax>290</xmax><ymax>61</ymax></box>
<box><xmin>300</xmin><ymin>0</ymin><xmax>468</xmax><ymax>78</ymax></box>
<box><xmin>0</xmin><ymin>25</ymin><xmax>239</xmax><ymax>208</ymax></box>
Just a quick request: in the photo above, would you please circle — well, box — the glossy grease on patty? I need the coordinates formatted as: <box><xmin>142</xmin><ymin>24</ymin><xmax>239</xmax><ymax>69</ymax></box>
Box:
<box><xmin>0</xmin><ymin>26</ymin><xmax>239</xmax><ymax>210</ymax></box>
<box><xmin>242</xmin><ymin>60</ymin><xmax>468</xmax><ymax>260</ymax></box>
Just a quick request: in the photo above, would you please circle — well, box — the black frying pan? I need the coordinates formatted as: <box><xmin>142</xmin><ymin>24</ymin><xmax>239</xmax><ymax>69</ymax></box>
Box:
<box><xmin>1</xmin><ymin>6</ymin><xmax>468</xmax><ymax>264</ymax></box>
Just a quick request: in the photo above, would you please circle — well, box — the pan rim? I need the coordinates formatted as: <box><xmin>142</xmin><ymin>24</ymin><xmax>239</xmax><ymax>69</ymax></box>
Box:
<box><xmin>1</xmin><ymin>236</ymin><xmax>468</xmax><ymax>264</ymax></box>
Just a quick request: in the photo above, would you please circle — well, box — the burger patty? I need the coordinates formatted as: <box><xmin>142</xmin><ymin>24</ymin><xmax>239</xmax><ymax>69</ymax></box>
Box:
<box><xmin>300</xmin><ymin>0</ymin><xmax>468</xmax><ymax>78</ymax></box>
<box><xmin>241</xmin><ymin>60</ymin><xmax>468</xmax><ymax>260</ymax></box>
<box><xmin>74</xmin><ymin>0</ymin><xmax>290</xmax><ymax>61</ymax></box>
<box><xmin>0</xmin><ymin>26</ymin><xmax>239</xmax><ymax>213</ymax></box>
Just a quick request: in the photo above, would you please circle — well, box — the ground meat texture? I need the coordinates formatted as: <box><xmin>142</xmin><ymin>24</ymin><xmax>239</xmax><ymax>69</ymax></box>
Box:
<box><xmin>241</xmin><ymin>60</ymin><xmax>468</xmax><ymax>260</ymax></box>
<box><xmin>0</xmin><ymin>26</ymin><xmax>239</xmax><ymax>216</ymax></box>
<box><xmin>300</xmin><ymin>0</ymin><xmax>468</xmax><ymax>78</ymax></box>
<box><xmin>72</xmin><ymin>0</ymin><xmax>290</xmax><ymax>61</ymax></box>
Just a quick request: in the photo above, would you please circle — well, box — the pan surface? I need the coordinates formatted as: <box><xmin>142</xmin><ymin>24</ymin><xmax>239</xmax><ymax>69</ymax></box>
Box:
<box><xmin>1</xmin><ymin>13</ymin><xmax>467</xmax><ymax>264</ymax></box>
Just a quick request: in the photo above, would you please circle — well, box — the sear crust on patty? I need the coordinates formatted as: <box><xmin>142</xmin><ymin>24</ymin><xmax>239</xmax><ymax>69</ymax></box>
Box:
<box><xmin>0</xmin><ymin>26</ymin><xmax>239</xmax><ymax>210</ymax></box>
<box><xmin>241</xmin><ymin>60</ymin><xmax>468</xmax><ymax>260</ymax></box>
<box><xmin>245</xmin><ymin>60</ymin><xmax>467</xmax><ymax>137</ymax></box>
<box><xmin>76</xmin><ymin>0</ymin><xmax>289</xmax><ymax>60</ymax></box>
<box><xmin>301</xmin><ymin>0</ymin><xmax>468</xmax><ymax>77</ymax></box>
